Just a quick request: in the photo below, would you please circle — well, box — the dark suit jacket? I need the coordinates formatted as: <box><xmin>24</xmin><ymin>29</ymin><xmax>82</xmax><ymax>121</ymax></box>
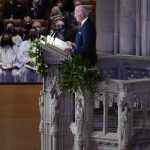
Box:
<box><xmin>4</xmin><ymin>1</ymin><xmax>25</xmax><ymax>19</ymax></box>
<box><xmin>73</xmin><ymin>18</ymin><xmax>97</xmax><ymax>65</ymax></box>
<box><xmin>27</xmin><ymin>7</ymin><xmax>45</xmax><ymax>19</ymax></box>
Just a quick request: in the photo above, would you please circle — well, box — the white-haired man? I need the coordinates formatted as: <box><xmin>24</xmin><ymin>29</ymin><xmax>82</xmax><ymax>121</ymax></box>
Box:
<box><xmin>65</xmin><ymin>5</ymin><xmax>97</xmax><ymax>65</ymax></box>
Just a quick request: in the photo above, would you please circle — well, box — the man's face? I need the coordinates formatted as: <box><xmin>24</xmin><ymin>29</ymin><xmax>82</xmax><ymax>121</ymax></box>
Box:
<box><xmin>74</xmin><ymin>9</ymin><xmax>82</xmax><ymax>23</ymax></box>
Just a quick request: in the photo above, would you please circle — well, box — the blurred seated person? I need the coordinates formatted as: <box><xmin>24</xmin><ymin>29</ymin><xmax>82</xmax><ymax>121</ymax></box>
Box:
<box><xmin>17</xmin><ymin>28</ymin><xmax>43</xmax><ymax>82</ymax></box>
<box><xmin>48</xmin><ymin>6</ymin><xmax>62</xmax><ymax>30</ymax></box>
<box><xmin>0</xmin><ymin>33</ymin><xmax>20</xmax><ymax>82</ymax></box>
<box><xmin>4</xmin><ymin>0</ymin><xmax>25</xmax><ymax>19</ymax></box>
<box><xmin>54</xmin><ymin>18</ymin><xmax>74</xmax><ymax>42</ymax></box>
<box><xmin>4</xmin><ymin>21</ymin><xmax>22</xmax><ymax>47</ymax></box>
<box><xmin>56</xmin><ymin>1</ymin><xmax>73</xmax><ymax>29</ymax></box>
<box><xmin>32</xmin><ymin>21</ymin><xmax>48</xmax><ymax>37</ymax></box>
<box><xmin>26</xmin><ymin>0</ymin><xmax>45</xmax><ymax>19</ymax></box>
<box><xmin>20</xmin><ymin>16</ymin><xmax>33</xmax><ymax>41</ymax></box>
<box><xmin>27</xmin><ymin>0</ymin><xmax>49</xmax><ymax>9</ymax></box>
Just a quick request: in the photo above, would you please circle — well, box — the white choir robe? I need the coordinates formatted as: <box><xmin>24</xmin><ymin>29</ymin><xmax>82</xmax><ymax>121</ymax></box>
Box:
<box><xmin>17</xmin><ymin>40</ymin><xmax>43</xmax><ymax>82</ymax></box>
<box><xmin>0</xmin><ymin>45</ymin><xmax>20</xmax><ymax>82</ymax></box>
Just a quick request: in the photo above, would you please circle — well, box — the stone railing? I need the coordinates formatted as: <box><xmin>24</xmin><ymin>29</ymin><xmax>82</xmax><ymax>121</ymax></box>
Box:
<box><xmin>91</xmin><ymin>78</ymin><xmax>150</xmax><ymax>150</ymax></box>
<box><xmin>97</xmin><ymin>54</ymin><xmax>150</xmax><ymax>80</ymax></box>
<box><xmin>40</xmin><ymin>44</ymin><xmax>150</xmax><ymax>150</ymax></box>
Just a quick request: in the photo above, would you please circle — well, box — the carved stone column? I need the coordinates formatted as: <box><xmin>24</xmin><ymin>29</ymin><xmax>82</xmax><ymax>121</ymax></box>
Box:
<box><xmin>84</xmin><ymin>91</ymin><xmax>94</xmax><ymax>150</ymax></box>
<box><xmin>70</xmin><ymin>90</ymin><xmax>94</xmax><ymax>150</ymax></box>
<box><xmin>117</xmin><ymin>90</ymin><xmax>130</xmax><ymax>150</ymax></box>
<box><xmin>39</xmin><ymin>89</ymin><xmax>45</xmax><ymax>150</ymax></box>
<box><xmin>141</xmin><ymin>0</ymin><xmax>148</xmax><ymax>56</ymax></box>
<box><xmin>70</xmin><ymin>90</ymin><xmax>84</xmax><ymax>150</ymax></box>
<box><xmin>103</xmin><ymin>92</ymin><xmax>108</xmax><ymax>134</ymax></box>
<box><xmin>40</xmin><ymin>44</ymin><xmax>74</xmax><ymax>150</ymax></box>
<box><xmin>50</xmin><ymin>89</ymin><xmax>60</xmax><ymax>150</ymax></box>
<box><xmin>117</xmin><ymin>91</ymin><xmax>125</xmax><ymax>149</ymax></box>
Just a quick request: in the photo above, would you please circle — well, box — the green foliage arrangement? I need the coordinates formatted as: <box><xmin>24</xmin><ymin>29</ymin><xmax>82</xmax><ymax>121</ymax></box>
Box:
<box><xmin>29</xmin><ymin>37</ymin><xmax>48</xmax><ymax>76</ymax></box>
<box><xmin>58</xmin><ymin>54</ymin><xmax>105</xmax><ymax>93</ymax></box>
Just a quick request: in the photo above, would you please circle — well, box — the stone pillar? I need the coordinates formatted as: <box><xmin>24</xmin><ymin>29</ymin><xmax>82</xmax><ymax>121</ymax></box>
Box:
<box><xmin>117</xmin><ymin>91</ymin><xmax>125</xmax><ymax>149</ymax></box>
<box><xmin>141</xmin><ymin>0</ymin><xmax>148</xmax><ymax>56</ymax></box>
<box><xmin>44</xmin><ymin>64</ymin><xmax>61</xmax><ymax>150</ymax></box>
<box><xmin>50</xmin><ymin>92</ymin><xmax>59</xmax><ymax>150</ymax></box>
<box><xmin>96</xmin><ymin>0</ymin><xmax>115</xmax><ymax>53</ymax></box>
<box><xmin>103</xmin><ymin>93</ymin><xmax>108</xmax><ymax>134</ymax></box>
<box><xmin>119</xmin><ymin>0</ymin><xmax>136</xmax><ymax>55</ymax></box>
<box><xmin>84</xmin><ymin>92</ymin><xmax>94</xmax><ymax>150</ymax></box>
<box><xmin>114</xmin><ymin>0</ymin><xmax>120</xmax><ymax>54</ymax></box>
<box><xmin>73</xmin><ymin>90</ymin><xmax>84</xmax><ymax>150</ymax></box>
<box><xmin>39</xmin><ymin>90</ymin><xmax>45</xmax><ymax>150</ymax></box>
<box><xmin>146</xmin><ymin>0</ymin><xmax>150</xmax><ymax>55</ymax></box>
<box><xmin>136</xmin><ymin>0</ymin><xmax>141</xmax><ymax>56</ymax></box>
<box><xmin>117</xmin><ymin>90</ymin><xmax>131</xmax><ymax>150</ymax></box>
<box><xmin>70</xmin><ymin>90</ymin><xmax>94</xmax><ymax>150</ymax></box>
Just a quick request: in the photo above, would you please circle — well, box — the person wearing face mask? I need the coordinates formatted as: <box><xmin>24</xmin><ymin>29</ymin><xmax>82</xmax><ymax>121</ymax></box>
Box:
<box><xmin>0</xmin><ymin>33</ymin><xmax>20</xmax><ymax>82</ymax></box>
<box><xmin>48</xmin><ymin>6</ymin><xmax>62</xmax><ymax>31</ymax></box>
<box><xmin>32</xmin><ymin>21</ymin><xmax>43</xmax><ymax>37</ymax></box>
<box><xmin>17</xmin><ymin>28</ymin><xmax>43</xmax><ymax>82</ymax></box>
<box><xmin>4</xmin><ymin>22</ymin><xmax>22</xmax><ymax>47</ymax></box>
<box><xmin>54</xmin><ymin>19</ymin><xmax>74</xmax><ymax>42</ymax></box>
<box><xmin>20</xmin><ymin>16</ymin><xmax>33</xmax><ymax>41</ymax></box>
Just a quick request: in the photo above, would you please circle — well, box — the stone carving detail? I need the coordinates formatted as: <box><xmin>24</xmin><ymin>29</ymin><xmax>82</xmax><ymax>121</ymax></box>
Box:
<box><xmin>127</xmin><ymin>69</ymin><xmax>150</xmax><ymax>80</ymax></box>
<box><xmin>108</xmin><ymin>92</ymin><xmax>118</xmax><ymax>107</ymax></box>
<box><xmin>133</xmin><ymin>94</ymin><xmax>142</xmax><ymax>109</ymax></box>
<box><xmin>117</xmin><ymin>91</ymin><xmax>126</xmax><ymax>106</ymax></box>
<box><xmin>39</xmin><ymin>90</ymin><xmax>45</xmax><ymax>134</ymax></box>
<box><xmin>51</xmin><ymin>92</ymin><xmax>59</xmax><ymax>128</ymax></box>
<box><xmin>94</xmin><ymin>92</ymin><xmax>105</xmax><ymax>108</ymax></box>
<box><xmin>70</xmin><ymin>90</ymin><xmax>85</xmax><ymax>150</ymax></box>
<box><xmin>102</xmin><ymin>68</ymin><xmax>117</xmax><ymax>79</ymax></box>
<box><xmin>75</xmin><ymin>96</ymin><xmax>84</xmax><ymax>137</ymax></box>
<box><xmin>121</xmin><ymin>103</ymin><xmax>130</xmax><ymax>147</ymax></box>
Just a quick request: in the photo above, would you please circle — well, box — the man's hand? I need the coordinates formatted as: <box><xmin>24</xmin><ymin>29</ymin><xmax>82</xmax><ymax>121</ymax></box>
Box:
<box><xmin>67</xmin><ymin>41</ymin><xmax>73</xmax><ymax>48</ymax></box>
<box><xmin>64</xmin><ymin>48</ymin><xmax>72</xmax><ymax>55</ymax></box>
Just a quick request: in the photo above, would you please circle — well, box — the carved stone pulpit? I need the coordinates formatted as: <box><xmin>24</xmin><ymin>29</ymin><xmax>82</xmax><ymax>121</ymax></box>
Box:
<box><xmin>39</xmin><ymin>43</ymin><xmax>74</xmax><ymax>150</ymax></box>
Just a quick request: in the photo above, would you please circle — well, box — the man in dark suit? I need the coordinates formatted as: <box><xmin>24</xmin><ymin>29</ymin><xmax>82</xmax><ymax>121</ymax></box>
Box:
<box><xmin>65</xmin><ymin>5</ymin><xmax>97</xmax><ymax>65</ymax></box>
<box><xmin>26</xmin><ymin>0</ymin><xmax>45</xmax><ymax>19</ymax></box>
<box><xmin>4</xmin><ymin>0</ymin><xmax>25</xmax><ymax>19</ymax></box>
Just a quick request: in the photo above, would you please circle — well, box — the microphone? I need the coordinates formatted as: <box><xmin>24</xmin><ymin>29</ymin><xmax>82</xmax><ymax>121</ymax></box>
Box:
<box><xmin>50</xmin><ymin>29</ymin><xmax>58</xmax><ymax>38</ymax></box>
